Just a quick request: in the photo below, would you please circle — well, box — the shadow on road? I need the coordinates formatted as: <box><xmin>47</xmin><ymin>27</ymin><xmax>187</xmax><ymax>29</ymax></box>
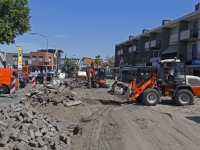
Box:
<box><xmin>186</xmin><ymin>116</ymin><xmax>200</xmax><ymax>124</ymax></box>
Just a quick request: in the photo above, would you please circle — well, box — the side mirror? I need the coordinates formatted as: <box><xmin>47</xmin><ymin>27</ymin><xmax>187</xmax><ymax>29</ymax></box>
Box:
<box><xmin>140</xmin><ymin>73</ymin><xmax>144</xmax><ymax>76</ymax></box>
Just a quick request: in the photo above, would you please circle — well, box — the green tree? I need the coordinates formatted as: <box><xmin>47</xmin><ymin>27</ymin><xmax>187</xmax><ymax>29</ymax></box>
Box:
<box><xmin>94</xmin><ymin>55</ymin><xmax>102</xmax><ymax>66</ymax></box>
<box><xmin>0</xmin><ymin>0</ymin><xmax>31</xmax><ymax>44</ymax></box>
<box><xmin>106</xmin><ymin>55</ymin><xmax>115</xmax><ymax>66</ymax></box>
<box><xmin>65</xmin><ymin>59</ymin><xmax>76</xmax><ymax>67</ymax></box>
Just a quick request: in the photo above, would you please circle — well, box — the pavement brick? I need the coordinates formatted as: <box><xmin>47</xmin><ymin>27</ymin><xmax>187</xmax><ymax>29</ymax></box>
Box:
<box><xmin>29</xmin><ymin>124</ymin><xmax>39</xmax><ymax>132</ymax></box>
<box><xmin>0</xmin><ymin>120</ymin><xmax>8</xmax><ymax>128</ymax></box>
<box><xmin>36</xmin><ymin>137</ymin><xmax>46</xmax><ymax>147</ymax></box>
<box><xmin>29</xmin><ymin>140</ymin><xmax>38</xmax><ymax>148</ymax></box>
<box><xmin>28</xmin><ymin>129</ymin><xmax>35</xmax><ymax>139</ymax></box>
<box><xmin>34</xmin><ymin>131</ymin><xmax>43</xmax><ymax>137</ymax></box>
<box><xmin>42</xmin><ymin>135</ymin><xmax>52</xmax><ymax>143</ymax></box>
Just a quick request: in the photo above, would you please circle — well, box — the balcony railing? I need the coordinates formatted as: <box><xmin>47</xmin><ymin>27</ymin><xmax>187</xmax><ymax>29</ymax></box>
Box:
<box><xmin>187</xmin><ymin>52</ymin><xmax>200</xmax><ymax>61</ymax></box>
<box><xmin>169</xmin><ymin>33</ymin><xmax>178</xmax><ymax>43</ymax></box>
<box><xmin>150</xmin><ymin>39</ymin><xmax>161</xmax><ymax>47</ymax></box>
<box><xmin>129</xmin><ymin>47</ymin><xmax>132</xmax><ymax>53</ymax></box>
<box><xmin>145</xmin><ymin>42</ymin><xmax>149</xmax><ymax>49</ymax></box>
<box><xmin>180</xmin><ymin>29</ymin><xmax>198</xmax><ymax>40</ymax></box>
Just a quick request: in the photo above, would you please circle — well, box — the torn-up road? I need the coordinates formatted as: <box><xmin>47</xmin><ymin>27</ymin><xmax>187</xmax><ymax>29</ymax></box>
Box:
<box><xmin>1</xmin><ymin>78</ymin><xmax>200</xmax><ymax>150</ymax></box>
<box><xmin>34</xmin><ymin>79</ymin><xmax>200</xmax><ymax>150</ymax></box>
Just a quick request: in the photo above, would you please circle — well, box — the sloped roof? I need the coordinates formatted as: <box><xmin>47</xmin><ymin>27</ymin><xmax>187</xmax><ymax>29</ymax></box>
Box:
<box><xmin>83</xmin><ymin>58</ymin><xmax>95</xmax><ymax>65</ymax></box>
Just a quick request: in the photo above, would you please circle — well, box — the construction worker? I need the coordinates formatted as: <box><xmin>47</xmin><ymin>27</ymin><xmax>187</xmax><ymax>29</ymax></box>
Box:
<box><xmin>165</xmin><ymin>63</ymin><xmax>174</xmax><ymax>82</ymax></box>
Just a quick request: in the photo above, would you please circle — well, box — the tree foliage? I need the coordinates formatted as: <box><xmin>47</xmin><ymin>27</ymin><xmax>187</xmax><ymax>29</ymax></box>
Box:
<box><xmin>0</xmin><ymin>0</ymin><xmax>31</xmax><ymax>44</ymax></box>
<box><xmin>94</xmin><ymin>55</ymin><xmax>102</xmax><ymax>66</ymax></box>
<box><xmin>65</xmin><ymin>59</ymin><xmax>76</xmax><ymax>67</ymax></box>
<box><xmin>105</xmin><ymin>55</ymin><xmax>115</xmax><ymax>66</ymax></box>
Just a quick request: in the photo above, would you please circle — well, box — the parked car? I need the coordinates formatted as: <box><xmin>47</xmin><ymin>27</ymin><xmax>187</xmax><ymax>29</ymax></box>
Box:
<box><xmin>20</xmin><ymin>73</ymin><xmax>29</xmax><ymax>83</ymax></box>
<box><xmin>35</xmin><ymin>73</ymin><xmax>53</xmax><ymax>84</ymax></box>
<box><xmin>28</xmin><ymin>72</ymin><xmax>38</xmax><ymax>81</ymax></box>
<box><xmin>19</xmin><ymin>74</ymin><xmax>26</xmax><ymax>88</ymax></box>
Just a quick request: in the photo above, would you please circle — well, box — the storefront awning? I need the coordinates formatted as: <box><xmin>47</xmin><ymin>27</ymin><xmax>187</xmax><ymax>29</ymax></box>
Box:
<box><xmin>162</xmin><ymin>44</ymin><xmax>178</xmax><ymax>54</ymax></box>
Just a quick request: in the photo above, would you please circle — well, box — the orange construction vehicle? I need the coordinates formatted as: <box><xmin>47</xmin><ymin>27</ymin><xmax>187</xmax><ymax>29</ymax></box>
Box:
<box><xmin>112</xmin><ymin>59</ymin><xmax>200</xmax><ymax>106</ymax></box>
<box><xmin>15</xmin><ymin>65</ymin><xmax>29</xmax><ymax>78</ymax></box>
<box><xmin>86</xmin><ymin>65</ymin><xmax>110</xmax><ymax>88</ymax></box>
<box><xmin>0</xmin><ymin>68</ymin><xmax>19</xmax><ymax>94</ymax></box>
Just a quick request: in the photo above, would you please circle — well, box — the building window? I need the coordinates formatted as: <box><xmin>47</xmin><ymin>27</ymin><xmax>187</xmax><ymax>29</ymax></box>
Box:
<box><xmin>32</xmin><ymin>56</ymin><xmax>36</xmax><ymax>61</ymax></box>
<box><xmin>170</xmin><ymin>26</ymin><xmax>178</xmax><ymax>35</ymax></box>
<box><xmin>13</xmin><ymin>56</ymin><xmax>18</xmax><ymax>61</ymax></box>
<box><xmin>146</xmin><ymin>37</ymin><xmax>149</xmax><ymax>42</ymax></box>
<box><xmin>39</xmin><ymin>56</ymin><xmax>43</xmax><ymax>61</ymax></box>
<box><xmin>153</xmin><ymin>50</ymin><xmax>161</xmax><ymax>57</ymax></box>
<box><xmin>145</xmin><ymin>51</ymin><xmax>149</xmax><ymax>58</ymax></box>
<box><xmin>49</xmin><ymin>57</ymin><xmax>51</xmax><ymax>61</ymax></box>
<box><xmin>23</xmin><ymin>56</ymin><xmax>29</xmax><ymax>61</ymax></box>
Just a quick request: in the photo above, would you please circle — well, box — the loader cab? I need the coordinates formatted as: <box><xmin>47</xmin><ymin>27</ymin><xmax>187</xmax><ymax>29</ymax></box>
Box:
<box><xmin>157</xmin><ymin>59</ymin><xmax>186</xmax><ymax>86</ymax></box>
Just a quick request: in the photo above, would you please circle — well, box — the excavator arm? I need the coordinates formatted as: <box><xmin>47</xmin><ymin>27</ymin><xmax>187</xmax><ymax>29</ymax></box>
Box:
<box><xmin>125</xmin><ymin>73</ymin><xmax>157</xmax><ymax>101</ymax></box>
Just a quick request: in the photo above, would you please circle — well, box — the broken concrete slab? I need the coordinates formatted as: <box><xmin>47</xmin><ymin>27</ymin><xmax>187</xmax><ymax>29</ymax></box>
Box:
<box><xmin>64</xmin><ymin>100</ymin><xmax>82</xmax><ymax>107</ymax></box>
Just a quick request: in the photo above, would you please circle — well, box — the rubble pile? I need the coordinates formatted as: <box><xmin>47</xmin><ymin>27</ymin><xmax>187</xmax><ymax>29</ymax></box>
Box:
<box><xmin>0</xmin><ymin>103</ymin><xmax>79</xmax><ymax>149</ymax></box>
<box><xmin>25</xmin><ymin>81</ymin><xmax>82</xmax><ymax>107</ymax></box>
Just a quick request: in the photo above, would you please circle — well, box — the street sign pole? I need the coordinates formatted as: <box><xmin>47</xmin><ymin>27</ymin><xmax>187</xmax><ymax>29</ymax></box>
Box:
<box><xmin>17</xmin><ymin>46</ymin><xmax>23</xmax><ymax>101</ymax></box>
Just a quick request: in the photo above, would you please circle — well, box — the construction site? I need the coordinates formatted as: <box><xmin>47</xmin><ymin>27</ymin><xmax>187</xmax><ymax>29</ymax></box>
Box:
<box><xmin>1</xmin><ymin>0</ymin><xmax>200</xmax><ymax>149</ymax></box>
<box><xmin>0</xmin><ymin>58</ymin><xmax>200</xmax><ymax>150</ymax></box>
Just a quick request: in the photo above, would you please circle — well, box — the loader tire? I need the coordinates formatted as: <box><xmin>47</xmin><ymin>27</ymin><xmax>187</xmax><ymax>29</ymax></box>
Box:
<box><xmin>174</xmin><ymin>89</ymin><xmax>194</xmax><ymax>106</ymax></box>
<box><xmin>142</xmin><ymin>88</ymin><xmax>160</xmax><ymax>106</ymax></box>
<box><xmin>136</xmin><ymin>95</ymin><xmax>142</xmax><ymax>102</ymax></box>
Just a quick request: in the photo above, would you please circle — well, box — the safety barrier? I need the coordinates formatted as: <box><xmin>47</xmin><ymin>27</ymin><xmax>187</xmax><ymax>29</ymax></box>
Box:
<box><xmin>43</xmin><ymin>76</ymin><xmax>46</xmax><ymax>84</ymax></box>
<box><xmin>32</xmin><ymin>76</ymin><xmax>36</xmax><ymax>88</ymax></box>
<box><xmin>10</xmin><ymin>77</ymin><xmax>16</xmax><ymax>97</ymax></box>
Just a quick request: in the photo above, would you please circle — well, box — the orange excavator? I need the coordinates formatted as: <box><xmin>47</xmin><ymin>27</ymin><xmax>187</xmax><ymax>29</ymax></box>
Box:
<box><xmin>112</xmin><ymin>58</ymin><xmax>200</xmax><ymax>106</ymax></box>
<box><xmin>86</xmin><ymin>65</ymin><xmax>110</xmax><ymax>89</ymax></box>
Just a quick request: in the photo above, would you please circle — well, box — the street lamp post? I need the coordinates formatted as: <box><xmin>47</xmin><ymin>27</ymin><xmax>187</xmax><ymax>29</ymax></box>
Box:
<box><xmin>29</xmin><ymin>32</ymin><xmax>48</xmax><ymax>80</ymax></box>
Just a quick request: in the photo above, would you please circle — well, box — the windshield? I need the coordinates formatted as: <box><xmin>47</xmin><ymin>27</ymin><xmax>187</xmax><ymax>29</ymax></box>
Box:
<box><xmin>78</xmin><ymin>67</ymin><xmax>86</xmax><ymax>72</ymax></box>
<box><xmin>22</xmin><ymin>67</ymin><xmax>27</xmax><ymax>72</ymax></box>
<box><xmin>157</xmin><ymin>63</ymin><xmax>164</xmax><ymax>79</ymax></box>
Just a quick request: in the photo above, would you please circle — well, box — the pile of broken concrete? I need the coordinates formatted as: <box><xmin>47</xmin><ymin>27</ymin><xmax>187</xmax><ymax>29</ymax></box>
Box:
<box><xmin>0</xmin><ymin>102</ymin><xmax>79</xmax><ymax>149</ymax></box>
<box><xmin>25</xmin><ymin>81</ymin><xmax>82</xmax><ymax>108</ymax></box>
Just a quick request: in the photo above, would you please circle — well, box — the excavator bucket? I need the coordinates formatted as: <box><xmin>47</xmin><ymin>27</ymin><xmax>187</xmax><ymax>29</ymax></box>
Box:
<box><xmin>108</xmin><ymin>81</ymin><xmax>126</xmax><ymax>95</ymax></box>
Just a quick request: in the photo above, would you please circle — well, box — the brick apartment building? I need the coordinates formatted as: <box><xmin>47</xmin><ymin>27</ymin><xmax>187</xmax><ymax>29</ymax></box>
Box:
<box><xmin>115</xmin><ymin>3</ymin><xmax>200</xmax><ymax>76</ymax></box>
<box><xmin>30</xmin><ymin>52</ymin><xmax>54</xmax><ymax>72</ymax></box>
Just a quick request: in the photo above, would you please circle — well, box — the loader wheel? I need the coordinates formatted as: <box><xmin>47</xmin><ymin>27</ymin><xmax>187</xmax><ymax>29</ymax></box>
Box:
<box><xmin>142</xmin><ymin>89</ymin><xmax>160</xmax><ymax>106</ymax></box>
<box><xmin>2</xmin><ymin>85</ymin><xmax>9</xmax><ymax>94</ymax></box>
<box><xmin>174</xmin><ymin>89</ymin><xmax>194</xmax><ymax>106</ymax></box>
<box><xmin>136</xmin><ymin>96</ymin><xmax>142</xmax><ymax>102</ymax></box>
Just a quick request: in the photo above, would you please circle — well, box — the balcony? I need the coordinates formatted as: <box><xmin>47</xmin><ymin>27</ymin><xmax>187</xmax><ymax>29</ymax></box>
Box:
<box><xmin>145</xmin><ymin>42</ymin><xmax>150</xmax><ymax>49</ymax></box>
<box><xmin>169</xmin><ymin>33</ymin><xmax>178</xmax><ymax>43</ymax></box>
<box><xmin>120</xmin><ymin>49</ymin><xmax>124</xmax><ymax>55</ymax></box>
<box><xmin>180</xmin><ymin>29</ymin><xmax>198</xmax><ymax>41</ymax></box>
<box><xmin>150</xmin><ymin>40</ymin><xmax>161</xmax><ymax>48</ymax></box>
<box><xmin>128</xmin><ymin>47</ymin><xmax>132</xmax><ymax>53</ymax></box>
<box><xmin>117</xmin><ymin>51</ymin><xmax>120</xmax><ymax>55</ymax></box>
<box><xmin>132</xmin><ymin>45</ymin><xmax>139</xmax><ymax>52</ymax></box>
<box><xmin>132</xmin><ymin>46</ymin><xmax>136</xmax><ymax>51</ymax></box>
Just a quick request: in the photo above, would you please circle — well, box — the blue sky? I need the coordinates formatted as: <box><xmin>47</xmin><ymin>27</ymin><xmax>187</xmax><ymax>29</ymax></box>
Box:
<box><xmin>1</xmin><ymin>0</ymin><xmax>200</xmax><ymax>60</ymax></box>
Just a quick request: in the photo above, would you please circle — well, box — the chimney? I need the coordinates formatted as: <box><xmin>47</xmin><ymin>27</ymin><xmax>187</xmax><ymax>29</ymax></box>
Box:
<box><xmin>142</xmin><ymin>29</ymin><xmax>149</xmax><ymax>34</ymax></box>
<box><xmin>129</xmin><ymin>35</ymin><xmax>134</xmax><ymax>39</ymax></box>
<box><xmin>162</xmin><ymin>19</ymin><xmax>171</xmax><ymax>25</ymax></box>
<box><xmin>195</xmin><ymin>3</ymin><xmax>200</xmax><ymax>11</ymax></box>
